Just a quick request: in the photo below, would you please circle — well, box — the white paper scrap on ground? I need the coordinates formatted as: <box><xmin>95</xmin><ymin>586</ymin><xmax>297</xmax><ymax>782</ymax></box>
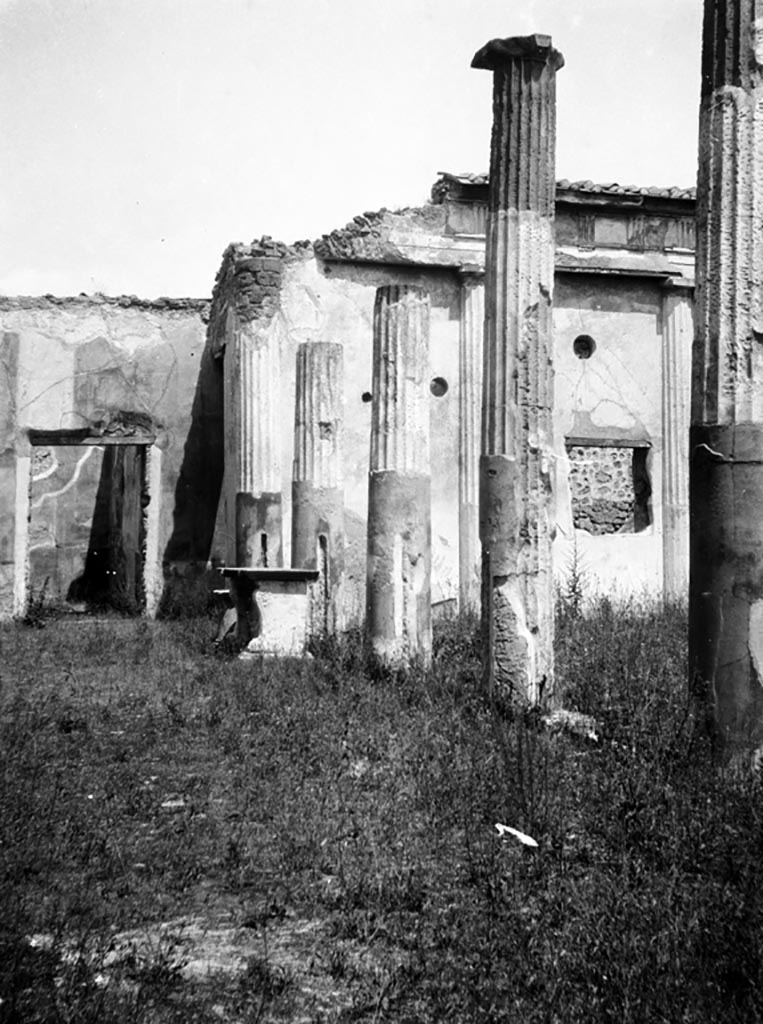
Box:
<box><xmin>494</xmin><ymin>823</ymin><xmax>538</xmax><ymax>847</ymax></box>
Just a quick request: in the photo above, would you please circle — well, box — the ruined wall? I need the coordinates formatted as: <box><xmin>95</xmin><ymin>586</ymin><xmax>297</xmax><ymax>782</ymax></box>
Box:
<box><xmin>0</xmin><ymin>296</ymin><xmax>213</xmax><ymax>618</ymax></box>
<box><xmin>1</xmin><ymin>180</ymin><xmax>694</xmax><ymax>620</ymax></box>
<box><xmin>552</xmin><ymin>276</ymin><xmax>665</xmax><ymax>597</ymax></box>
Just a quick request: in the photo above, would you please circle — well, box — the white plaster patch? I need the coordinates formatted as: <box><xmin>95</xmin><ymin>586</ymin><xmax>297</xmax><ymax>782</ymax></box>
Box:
<box><xmin>748</xmin><ymin>600</ymin><xmax>763</xmax><ymax>686</ymax></box>
<box><xmin>31</xmin><ymin>446</ymin><xmax>99</xmax><ymax>509</ymax></box>
<box><xmin>590</xmin><ymin>400</ymin><xmax>638</xmax><ymax>431</ymax></box>
<box><xmin>753</xmin><ymin>19</ymin><xmax>763</xmax><ymax>67</ymax></box>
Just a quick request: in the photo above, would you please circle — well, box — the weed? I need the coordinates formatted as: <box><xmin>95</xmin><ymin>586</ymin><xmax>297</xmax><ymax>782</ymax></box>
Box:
<box><xmin>3</xmin><ymin>602</ymin><xmax>763</xmax><ymax>1021</ymax></box>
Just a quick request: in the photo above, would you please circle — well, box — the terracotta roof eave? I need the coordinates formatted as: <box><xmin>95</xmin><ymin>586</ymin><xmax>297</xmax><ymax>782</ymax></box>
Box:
<box><xmin>435</xmin><ymin>171</ymin><xmax>696</xmax><ymax>203</ymax></box>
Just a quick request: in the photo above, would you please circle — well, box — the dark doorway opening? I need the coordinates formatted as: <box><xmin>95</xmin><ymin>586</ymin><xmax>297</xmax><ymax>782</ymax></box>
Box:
<box><xmin>28</xmin><ymin>428</ymin><xmax>154</xmax><ymax>615</ymax></box>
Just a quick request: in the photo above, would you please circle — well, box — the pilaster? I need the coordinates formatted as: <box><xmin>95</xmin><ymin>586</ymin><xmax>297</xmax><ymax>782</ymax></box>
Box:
<box><xmin>458</xmin><ymin>269</ymin><xmax>484</xmax><ymax>613</ymax></box>
<box><xmin>662</xmin><ymin>282</ymin><xmax>693</xmax><ymax>602</ymax></box>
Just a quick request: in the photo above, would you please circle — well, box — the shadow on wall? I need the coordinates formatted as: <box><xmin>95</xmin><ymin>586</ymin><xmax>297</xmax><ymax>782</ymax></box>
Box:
<box><xmin>66</xmin><ymin>445</ymin><xmax>148</xmax><ymax>614</ymax></box>
<box><xmin>158</xmin><ymin>340</ymin><xmax>225</xmax><ymax>616</ymax></box>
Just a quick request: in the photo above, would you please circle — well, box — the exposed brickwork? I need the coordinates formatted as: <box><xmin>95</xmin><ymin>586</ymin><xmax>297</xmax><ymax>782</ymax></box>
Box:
<box><xmin>208</xmin><ymin>236</ymin><xmax>312</xmax><ymax>352</ymax></box>
<box><xmin>567</xmin><ymin>445</ymin><xmax>651</xmax><ymax>535</ymax></box>
<box><xmin>314</xmin><ymin>211</ymin><xmax>395</xmax><ymax>263</ymax></box>
<box><xmin>313</xmin><ymin>206</ymin><xmax>444</xmax><ymax>263</ymax></box>
<box><xmin>0</xmin><ymin>294</ymin><xmax>210</xmax><ymax>316</ymax></box>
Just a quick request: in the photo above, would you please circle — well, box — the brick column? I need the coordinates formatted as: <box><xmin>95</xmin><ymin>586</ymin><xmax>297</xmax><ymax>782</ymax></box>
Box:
<box><xmin>662</xmin><ymin>281</ymin><xmax>693</xmax><ymax>603</ymax></box>
<box><xmin>292</xmin><ymin>342</ymin><xmax>345</xmax><ymax>635</ymax></box>
<box><xmin>223</xmin><ymin>313</ymin><xmax>282</xmax><ymax>568</ymax></box>
<box><xmin>366</xmin><ymin>285</ymin><xmax>432</xmax><ymax>668</ymax></box>
<box><xmin>690</xmin><ymin>0</ymin><xmax>763</xmax><ymax>761</ymax></box>
<box><xmin>458</xmin><ymin>268</ymin><xmax>484</xmax><ymax>613</ymax></box>
<box><xmin>472</xmin><ymin>34</ymin><xmax>563</xmax><ymax>705</ymax></box>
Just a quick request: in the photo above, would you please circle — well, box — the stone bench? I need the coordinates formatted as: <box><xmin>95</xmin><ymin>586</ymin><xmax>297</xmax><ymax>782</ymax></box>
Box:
<box><xmin>219</xmin><ymin>567</ymin><xmax>320</xmax><ymax>658</ymax></box>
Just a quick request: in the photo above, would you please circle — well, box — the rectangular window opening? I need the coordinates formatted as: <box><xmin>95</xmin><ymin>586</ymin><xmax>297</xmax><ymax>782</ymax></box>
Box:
<box><xmin>565</xmin><ymin>440</ymin><xmax>652</xmax><ymax>536</ymax></box>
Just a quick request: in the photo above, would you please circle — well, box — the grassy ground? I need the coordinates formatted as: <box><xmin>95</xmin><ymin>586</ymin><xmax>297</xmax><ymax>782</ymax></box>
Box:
<box><xmin>2</xmin><ymin>598</ymin><xmax>763</xmax><ymax>1022</ymax></box>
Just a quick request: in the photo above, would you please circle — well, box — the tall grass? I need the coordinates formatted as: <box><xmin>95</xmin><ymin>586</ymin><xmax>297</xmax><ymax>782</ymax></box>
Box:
<box><xmin>1</xmin><ymin>598</ymin><xmax>762</xmax><ymax>1022</ymax></box>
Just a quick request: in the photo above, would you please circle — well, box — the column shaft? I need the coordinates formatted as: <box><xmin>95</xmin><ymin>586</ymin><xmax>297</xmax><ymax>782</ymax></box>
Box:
<box><xmin>690</xmin><ymin>0</ymin><xmax>763</xmax><ymax>761</ymax></box>
<box><xmin>223</xmin><ymin>317</ymin><xmax>282</xmax><ymax>568</ymax></box>
<box><xmin>292</xmin><ymin>341</ymin><xmax>345</xmax><ymax>635</ymax></box>
<box><xmin>472</xmin><ymin>35</ymin><xmax>563</xmax><ymax>705</ymax></box>
<box><xmin>366</xmin><ymin>285</ymin><xmax>432</xmax><ymax>668</ymax></box>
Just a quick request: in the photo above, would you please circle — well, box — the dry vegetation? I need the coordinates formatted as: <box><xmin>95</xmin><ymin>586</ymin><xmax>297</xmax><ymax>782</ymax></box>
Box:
<box><xmin>2</xmin><ymin>594</ymin><xmax>763</xmax><ymax>1022</ymax></box>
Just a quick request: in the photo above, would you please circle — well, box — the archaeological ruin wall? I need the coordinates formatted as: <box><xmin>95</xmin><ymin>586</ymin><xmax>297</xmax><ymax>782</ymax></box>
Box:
<box><xmin>0</xmin><ymin>174</ymin><xmax>696</xmax><ymax>624</ymax></box>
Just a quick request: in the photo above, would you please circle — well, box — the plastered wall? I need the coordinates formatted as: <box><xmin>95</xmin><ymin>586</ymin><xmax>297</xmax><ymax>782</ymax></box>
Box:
<box><xmin>552</xmin><ymin>276</ymin><xmax>665</xmax><ymax>598</ymax></box>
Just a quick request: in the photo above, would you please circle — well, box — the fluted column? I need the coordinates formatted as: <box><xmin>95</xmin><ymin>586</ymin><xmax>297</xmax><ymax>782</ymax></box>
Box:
<box><xmin>292</xmin><ymin>342</ymin><xmax>345</xmax><ymax>635</ymax></box>
<box><xmin>662</xmin><ymin>282</ymin><xmax>693</xmax><ymax>603</ymax></box>
<box><xmin>223</xmin><ymin>315</ymin><xmax>282</xmax><ymax>568</ymax></box>
<box><xmin>366</xmin><ymin>285</ymin><xmax>432</xmax><ymax>668</ymax></box>
<box><xmin>472</xmin><ymin>35</ymin><xmax>563</xmax><ymax>706</ymax></box>
<box><xmin>691</xmin><ymin>0</ymin><xmax>763</xmax><ymax>762</ymax></box>
<box><xmin>458</xmin><ymin>269</ymin><xmax>484</xmax><ymax>613</ymax></box>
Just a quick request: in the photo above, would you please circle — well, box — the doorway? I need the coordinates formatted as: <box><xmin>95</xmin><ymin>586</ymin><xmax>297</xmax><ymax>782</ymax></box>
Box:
<box><xmin>26</xmin><ymin>428</ymin><xmax>156</xmax><ymax>615</ymax></box>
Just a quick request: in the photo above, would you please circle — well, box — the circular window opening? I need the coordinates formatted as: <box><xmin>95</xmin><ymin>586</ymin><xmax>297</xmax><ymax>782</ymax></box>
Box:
<box><xmin>361</xmin><ymin>391</ymin><xmax>373</xmax><ymax>403</ymax></box>
<box><xmin>430</xmin><ymin>376</ymin><xmax>449</xmax><ymax>398</ymax></box>
<box><xmin>573</xmin><ymin>334</ymin><xmax>596</xmax><ymax>360</ymax></box>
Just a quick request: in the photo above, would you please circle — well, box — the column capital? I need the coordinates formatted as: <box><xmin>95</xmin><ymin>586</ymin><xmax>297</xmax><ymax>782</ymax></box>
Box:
<box><xmin>472</xmin><ymin>34</ymin><xmax>564</xmax><ymax>72</ymax></box>
<box><xmin>457</xmin><ymin>264</ymin><xmax>485</xmax><ymax>284</ymax></box>
<box><xmin>661</xmin><ymin>275</ymin><xmax>695</xmax><ymax>295</ymax></box>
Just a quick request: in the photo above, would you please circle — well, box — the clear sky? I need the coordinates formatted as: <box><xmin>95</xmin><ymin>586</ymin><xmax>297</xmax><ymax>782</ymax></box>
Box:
<box><xmin>0</xmin><ymin>0</ymin><xmax>702</xmax><ymax>298</ymax></box>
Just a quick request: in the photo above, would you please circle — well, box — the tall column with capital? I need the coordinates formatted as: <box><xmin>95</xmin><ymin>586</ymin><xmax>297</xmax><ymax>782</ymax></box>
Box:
<box><xmin>691</xmin><ymin>0</ymin><xmax>763</xmax><ymax>762</ymax></box>
<box><xmin>472</xmin><ymin>35</ymin><xmax>563</xmax><ymax>706</ymax></box>
<box><xmin>292</xmin><ymin>341</ymin><xmax>345</xmax><ymax>635</ymax></box>
<box><xmin>662</xmin><ymin>282</ymin><xmax>693</xmax><ymax>603</ymax></box>
<box><xmin>458</xmin><ymin>269</ymin><xmax>484</xmax><ymax>613</ymax></box>
<box><xmin>366</xmin><ymin>284</ymin><xmax>432</xmax><ymax>668</ymax></box>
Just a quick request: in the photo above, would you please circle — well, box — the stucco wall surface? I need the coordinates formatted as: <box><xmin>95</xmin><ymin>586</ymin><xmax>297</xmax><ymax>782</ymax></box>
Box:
<box><xmin>552</xmin><ymin>277</ymin><xmax>664</xmax><ymax>598</ymax></box>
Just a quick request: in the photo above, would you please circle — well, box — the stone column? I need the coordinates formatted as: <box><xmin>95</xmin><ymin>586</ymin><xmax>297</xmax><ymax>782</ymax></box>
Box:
<box><xmin>691</xmin><ymin>0</ymin><xmax>763</xmax><ymax>762</ymax></box>
<box><xmin>458</xmin><ymin>268</ymin><xmax>484</xmax><ymax>614</ymax></box>
<box><xmin>472</xmin><ymin>35</ymin><xmax>563</xmax><ymax>706</ymax></box>
<box><xmin>662</xmin><ymin>282</ymin><xmax>693</xmax><ymax>603</ymax></box>
<box><xmin>292</xmin><ymin>342</ymin><xmax>345</xmax><ymax>635</ymax></box>
<box><xmin>223</xmin><ymin>314</ymin><xmax>282</xmax><ymax>568</ymax></box>
<box><xmin>366</xmin><ymin>284</ymin><xmax>432</xmax><ymax>668</ymax></box>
